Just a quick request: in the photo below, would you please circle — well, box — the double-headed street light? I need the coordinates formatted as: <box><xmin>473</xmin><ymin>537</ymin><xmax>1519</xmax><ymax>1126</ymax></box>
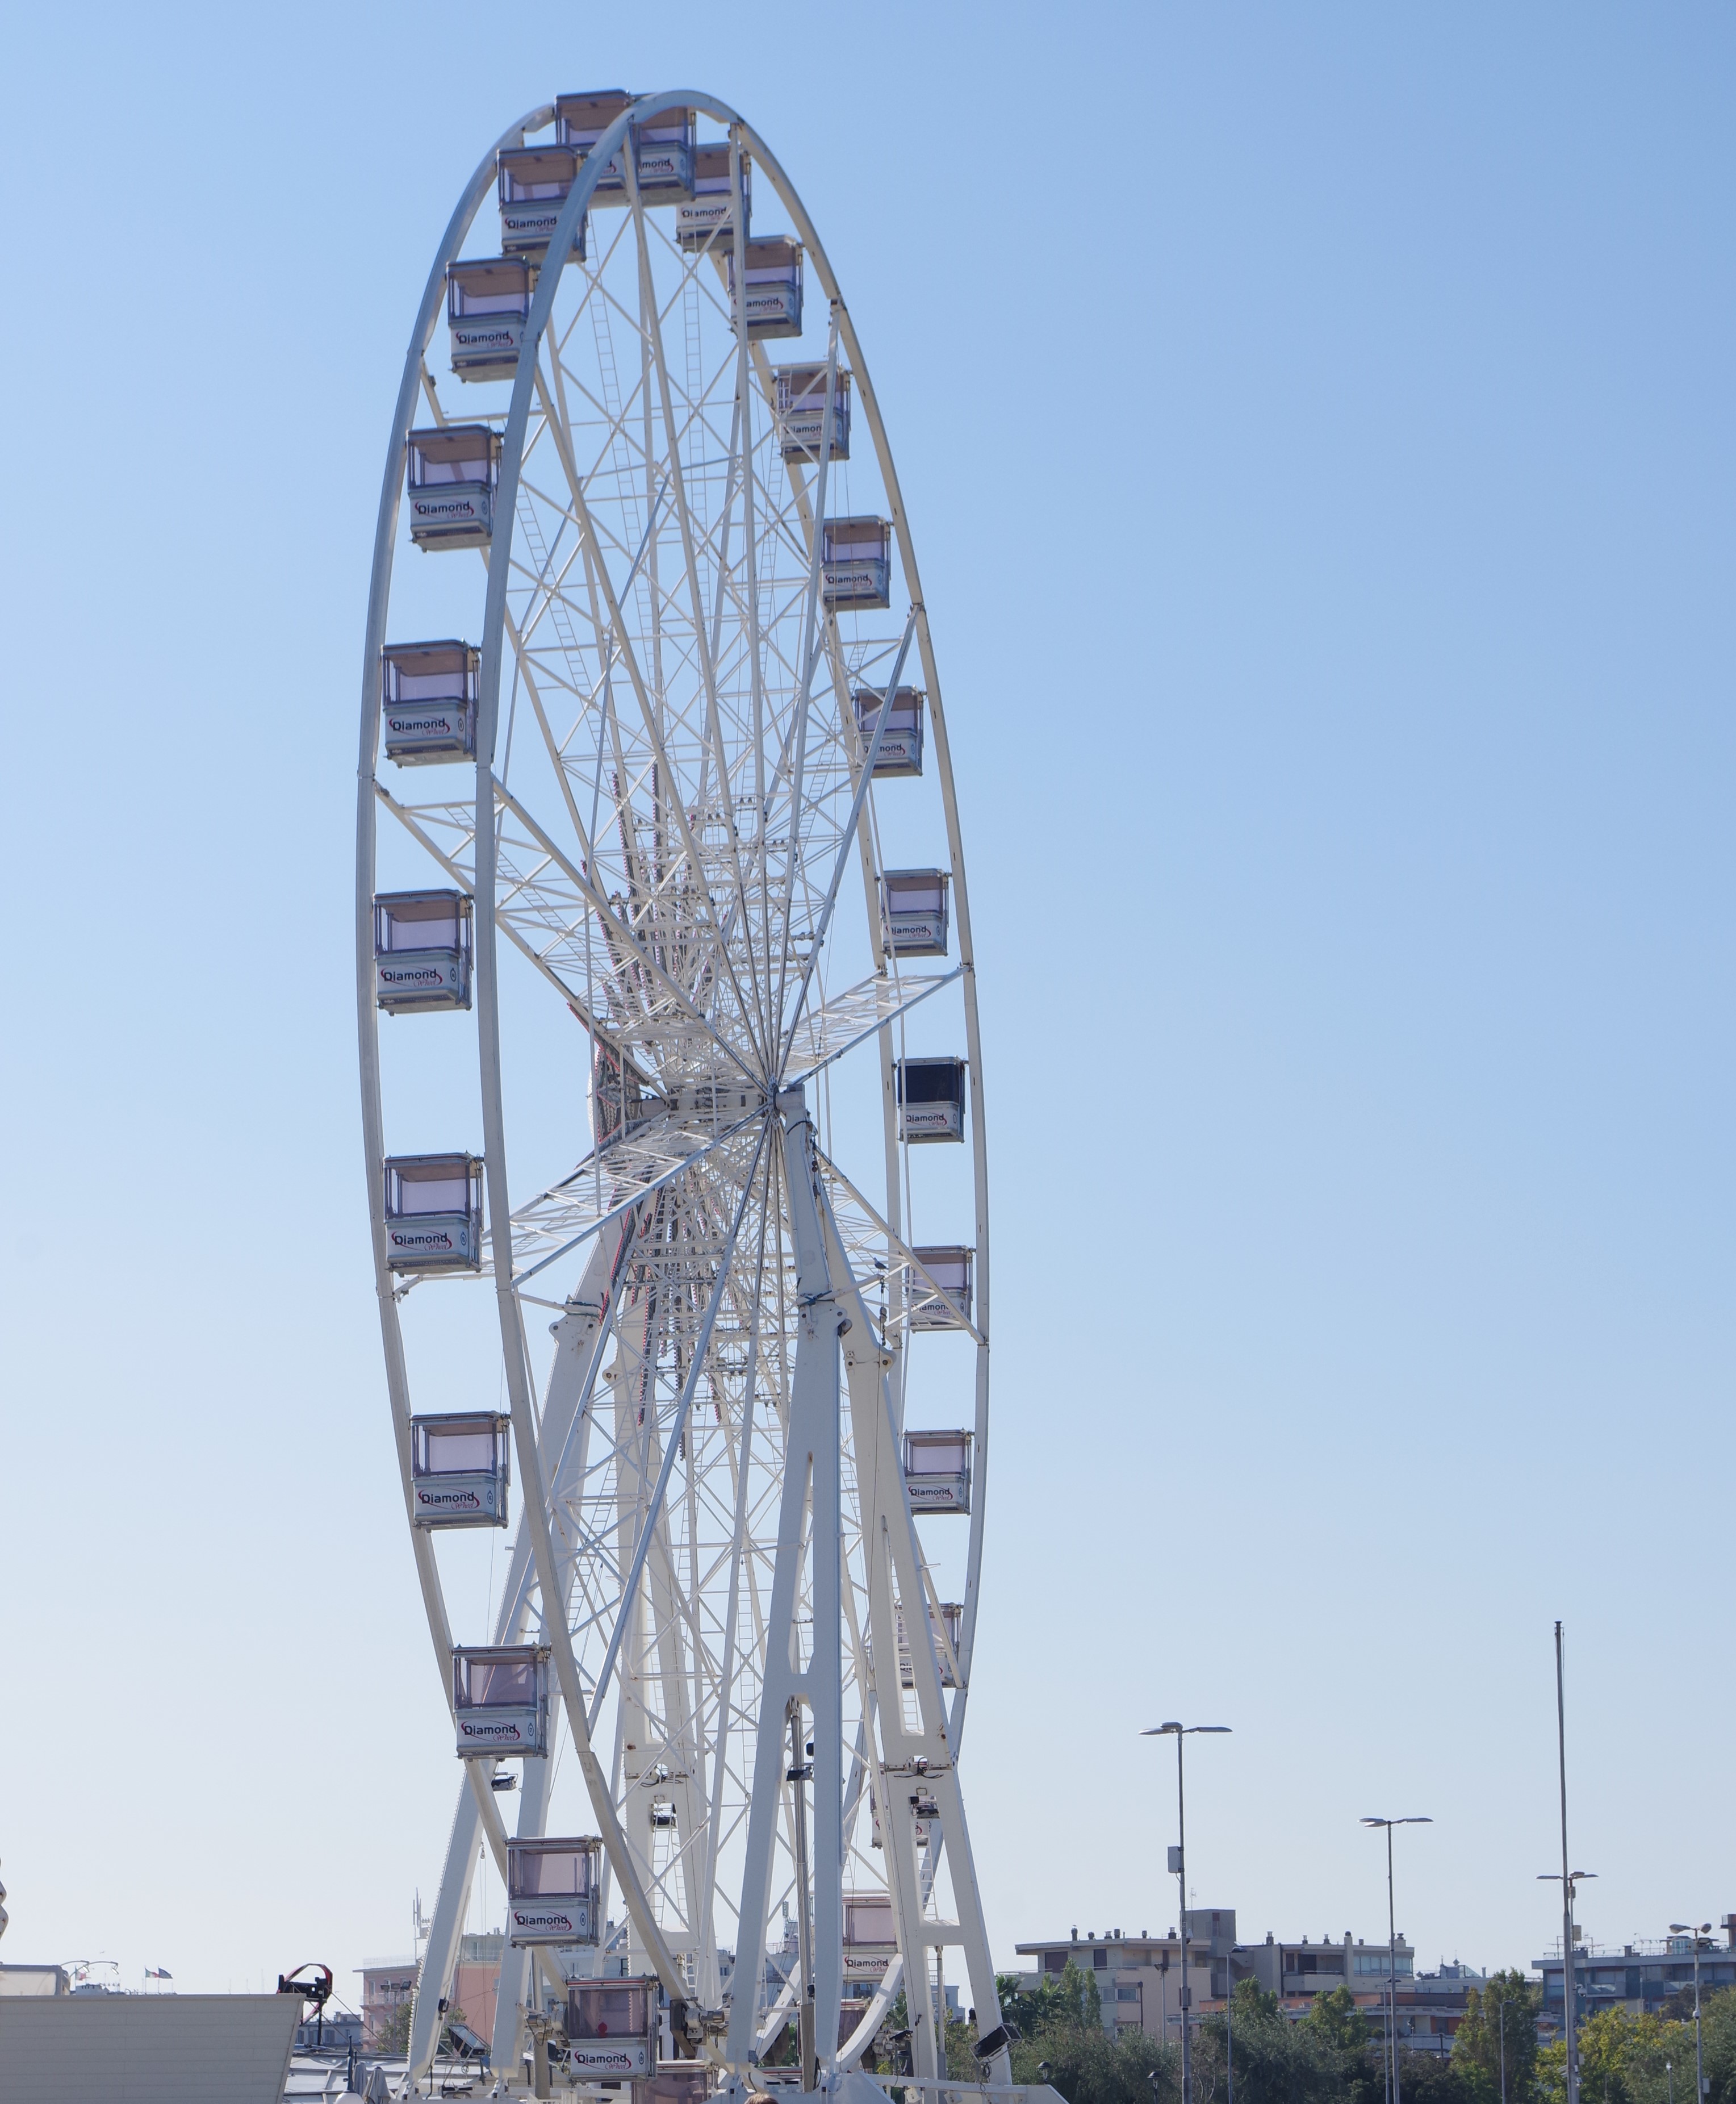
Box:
<box><xmin>1669</xmin><ymin>1923</ymin><xmax>1713</xmax><ymax>2104</ymax></box>
<box><xmin>1144</xmin><ymin>1725</ymin><xmax>1231</xmax><ymax>2104</ymax></box>
<box><xmin>1362</xmin><ymin>1818</ymin><xmax>1432</xmax><ymax>2104</ymax></box>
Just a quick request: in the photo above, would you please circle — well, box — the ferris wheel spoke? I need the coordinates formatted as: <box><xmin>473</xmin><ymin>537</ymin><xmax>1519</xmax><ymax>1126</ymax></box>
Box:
<box><xmin>584</xmin><ymin>1116</ymin><xmax>770</xmax><ymax>1725</ymax></box>
<box><xmin>784</xmin><ymin>965</ymin><xmax>961</xmax><ymax>1083</ymax></box>
<box><xmin>527</xmin><ymin>370</ymin><xmax>768</xmax><ymax>1076</ymax></box>
<box><xmin>492</xmin><ymin>777</ymin><xmax>759</xmax><ymax>1082</ymax></box>
<box><xmin>625</xmin><ymin>176</ymin><xmax>766</xmax><ymax>1051</ymax></box>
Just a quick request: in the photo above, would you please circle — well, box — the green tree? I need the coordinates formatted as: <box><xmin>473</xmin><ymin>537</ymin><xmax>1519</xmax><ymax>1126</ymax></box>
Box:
<box><xmin>1230</xmin><ymin>1979</ymin><xmax>1280</xmax><ymax>2023</ymax></box>
<box><xmin>1396</xmin><ymin>2051</ymin><xmax>1485</xmax><ymax>2104</ymax></box>
<box><xmin>1305</xmin><ymin>1986</ymin><xmax>1371</xmax><ymax>2052</ymax></box>
<box><xmin>1195</xmin><ymin>1984</ymin><xmax>1359</xmax><ymax>2104</ymax></box>
<box><xmin>1011</xmin><ymin>2019</ymin><xmax>1178</xmax><ymax>2104</ymax></box>
<box><xmin>1001</xmin><ymin>1964</ymin><xmax>1104</xmax><ymax>2041</ymax></box>
<box><xmin>375</xmin><ymin>2000</ymin><xmax>412</xmax><ymax>2057</ymax></box>
<box><xmin>1537</xmin><ymin>2008</ymin><xmax>1699</xmax><ymax>2104</ymax></box>
<box><xmin>1453</xmin><ymin>1972</ymin><xmax>1541</xmax><ymax>2104</ymax></box>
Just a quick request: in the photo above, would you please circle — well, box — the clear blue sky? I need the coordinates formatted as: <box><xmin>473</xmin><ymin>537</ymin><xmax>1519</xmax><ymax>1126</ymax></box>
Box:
<box><xmin>2</xmin><ymin>1</ymin><xmax>1731</xmax><ymax>1998</ymax></box>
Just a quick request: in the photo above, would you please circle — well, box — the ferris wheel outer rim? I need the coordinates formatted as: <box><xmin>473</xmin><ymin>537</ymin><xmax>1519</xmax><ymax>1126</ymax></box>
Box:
<box><xmin>353</xmin><ymin>99</ymin><xmax>549</xmax><ymax>1914</ymax></box>
<box><xmin>353</xmin><ymin>84</ymin><xmax>995</xmax><ymax>2024</ymax></box>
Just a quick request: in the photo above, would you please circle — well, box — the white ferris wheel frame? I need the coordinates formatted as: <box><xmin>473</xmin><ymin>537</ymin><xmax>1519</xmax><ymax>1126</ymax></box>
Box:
<box><xmin>354</xmin><ymin>89</ymin><xmax>1000</xmax><ymax>2097</ymax></box>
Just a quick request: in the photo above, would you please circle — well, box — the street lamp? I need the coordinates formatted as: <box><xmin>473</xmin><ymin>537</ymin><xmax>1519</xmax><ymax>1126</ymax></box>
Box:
<box><xmin>1362</xmin><ymin>1818</ymin><xmax>1432</xmax><ymax>2104</ymax></box>
<box><xmin>1497</xmin><ymin>1986</ymin><xmax>1507</xmax><ymax>2104</ymax></box>
<box><xmin>1144</xmin><ymin>1724</ymin><xmax>1231</xmax><ymax>2104</ymax></box>
<box><xmin>1668</xmin><ymin>1923</ymin><xmax>1712</xmax><ymax>2104</ymax></box>
<box><xmin>1538</xmin><ymin>1868</ymin><xmax>1596</xmax><ymax>2102</ymax></box>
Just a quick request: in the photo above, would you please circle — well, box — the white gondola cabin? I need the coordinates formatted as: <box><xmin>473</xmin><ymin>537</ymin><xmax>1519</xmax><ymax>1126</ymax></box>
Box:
<box><xmin>903</xmin><ymin>1429</ymin><xmax>973</xmax><ymax>1515</ymax></box>
<box><xmin>879</xmin><ymin>869</ymin><xmax>949</xmax><ymax>957</ymax></box>
<box><xmin>896</xmin><ymin>1056</ymin><xmax>964</xmax><ymax>1143</ymax></box>
<box><xmin>496</xmin><ymin>145</ymin><xmax>589</xmax><ymax>258</ymax></box>
<box><xmin>852</xmin><ymin>686</ymin><xmax>923</xmax><ymax>777</ymax></box>
<box><xmin>407</xmin><ymin>425</ymin><xmax>500</xmax><ymax>550</ymax></box>
<box><xmin>774</xmin><ymin>363</ymin><xmax>851</xmax><ymax>462</ymax></box>
<box><xmin>727</xmin><ymin>236</ymin><xmax>803</xmax><ymax>339</ymax></box>
<box><xmin>555</xmin><ymin>92</ymin><xmax>695</xmax><ymax>203</ymax></box>
<box><xmin>380</xmin><ymin>640</ymin><xmax>479</xmax><ymax>764</ymax></box>
<box><xmin>677</xmin><ymin>142</ymin><xmax>750</xmax><ymax>250</ymax></box>
<box><xmin>821</xmin><ymin>516</ymin><xmax>891</xmax><ymax>610</ymax></box>
<box><xmin>446</xmin><ymin>257</ymin><xmax>533</xmax><ymax>381</ymax></box>
<box><xmin>383</xmin><ymin>1153</ymin><xmax>483</xmax><ymax>1272</ymax></box>
<box><xmin>842</xmin><ymin>1894</ymin><xmax>899</xmax><ymax>1982</ymax></box>
<box><xmin>411</xmin><ymin>1411</ymin><xmax>509</xmax><ymax>1528</ymax></box>
<box><xmin>507</xmin><ymin>1835</ymin><xmax>601</xmax><ymax>1947</ymax></box>
<box><xmin>375</xmin><ymin>890</ymin><xmax>474</xmax><ymax>1013</ymax></box>
<box><xmin>897</xmin><ymin>1600</ymin><xmax>964</xmax><ymax>1688</ymax></box>
<box><xmin>909</xmin><ymin>1245</ymin><xmax>973</xmax><ymax>1331</ymax></box>
<box><xmin>452</xmin><ymin>1644</ymin><xmax>550</xmax><ymax>1757</ymax></box>
<box><xmin>566</xmin><ymin>1978</ymin><xmax>658</xmax><ymax>2078</ymax></box>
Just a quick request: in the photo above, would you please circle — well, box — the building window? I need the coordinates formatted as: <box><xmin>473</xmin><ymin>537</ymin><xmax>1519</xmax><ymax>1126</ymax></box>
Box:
<box><xmin>1093</xmin><ymin>1951</ymin><xmax>1107</xmax><ymax>1969</ymax></box>
<box><xmin>1044</xmin><ymin>1952</ymin><xmax>1066</xmax><ymax>1974</ymax></box>
<box><xmin>1118</xmin><ymin>1988</ymin><xmax>1139</xmax><ymax>2003</ymax></box>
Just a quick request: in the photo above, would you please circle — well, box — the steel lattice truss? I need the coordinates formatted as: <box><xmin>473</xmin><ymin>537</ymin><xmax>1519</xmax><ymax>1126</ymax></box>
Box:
<box><xmin>356</xmin><ymin>91</ymin><xmax>1001</xmax><ymax>2102</ymax></box>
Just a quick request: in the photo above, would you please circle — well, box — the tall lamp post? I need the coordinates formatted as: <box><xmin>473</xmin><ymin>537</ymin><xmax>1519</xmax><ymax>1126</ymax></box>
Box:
<box><xmin>1551</xmin><ymin>1622</ymin><xmax>1579</xmax><ymax>2104</ymax></box>
<box><xmin>1537</xmin><ymin>1867</ymin><xmax>1595</xmax><ymax>2100</ymax></box>
<box><xmin>1668</xmin><ymin>1923</ymin><xmax>1712</xmax><ymax>2104</ymax></box>
<box><xmin>1361</xmin><ymin>1818</ymin><xmax>1431</xmax><ymax>2104</ymax></box>
<box><xmin>1144</xmin><ymin>1724</ymin><xmax>1231</xmax><ymax>2104</ymax></box>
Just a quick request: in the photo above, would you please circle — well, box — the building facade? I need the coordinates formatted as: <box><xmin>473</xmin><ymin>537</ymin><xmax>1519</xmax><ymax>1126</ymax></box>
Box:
<box><xmin>1014</xmin><ymin>1918</ymin><xmax>1231</xmax><ymax>2041</ymax></box>
<box><xmin>1013</xmin><ymin>1919</ymin><xmax>1483</xmax><ymax>2056</ymax></box>
<box><xmin>1535</xmin><ymin>1924</ymin><xmax>1736</xmax><ymax>2023</ymax></box>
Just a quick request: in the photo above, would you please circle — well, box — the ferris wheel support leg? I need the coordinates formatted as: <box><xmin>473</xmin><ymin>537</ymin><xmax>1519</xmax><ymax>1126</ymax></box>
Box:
<box><xmin>725</xmin><ymin>1088</ymin><xmax>843</xmax><ymax>2085</ymax></box>
<box><xmin>415</xmin><ymin>1235</ymin><xmax>626</xmax><ymax>2088</ymax></box>
<box><xmin>817</xmin><ymin>1187</ymin><xmax>1011</xmax><ymax>2090</ymax></box>
<box><xmin>407</xmin><ymin>1789</ymin><xmax>486</xmax><ymax>2083</ymax></box>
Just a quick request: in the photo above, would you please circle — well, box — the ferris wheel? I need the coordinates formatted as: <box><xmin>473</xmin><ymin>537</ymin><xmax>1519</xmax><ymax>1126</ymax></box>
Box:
<box><xmin>355</xmin><ymin>89</ymin><xmax>1007</xmax><ymax>2099</ymax></box>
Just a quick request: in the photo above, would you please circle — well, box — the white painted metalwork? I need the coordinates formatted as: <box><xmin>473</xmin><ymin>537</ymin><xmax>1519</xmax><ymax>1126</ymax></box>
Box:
<box><xmin>357</xmin><ymin>90</ymin><xmax>1001</xmax><ymax>2102</ymax></box>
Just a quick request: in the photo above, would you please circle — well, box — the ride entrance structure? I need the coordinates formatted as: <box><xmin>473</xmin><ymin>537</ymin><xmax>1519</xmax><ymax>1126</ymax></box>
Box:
<box><xmin>355</xmin><ymin>90</ymin><xmax>1022</xmax><ymax>2104</ymax></box>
